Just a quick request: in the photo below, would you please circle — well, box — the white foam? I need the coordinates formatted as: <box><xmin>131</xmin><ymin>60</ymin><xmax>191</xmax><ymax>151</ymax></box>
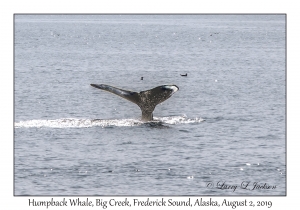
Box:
<box><xmin>14</xmin><ymin>118</ymin><xmax>142</xmax><ymax>128</ymax></box>
<box><xmin>15</xmin><ymin>115</ymin><xmax>204</xmax><ymax>128</ymax></box>
<box><xmin>155</xmin><ymin>115</ymin><xmax>204</xmax><ymax>125</ymax></box>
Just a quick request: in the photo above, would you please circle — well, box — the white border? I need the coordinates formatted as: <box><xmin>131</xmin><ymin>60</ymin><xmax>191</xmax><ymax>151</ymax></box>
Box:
<box><xmin>2</xmin><ymin>0</ymin><xmax>297</xmax><ymax>209</ymax></box>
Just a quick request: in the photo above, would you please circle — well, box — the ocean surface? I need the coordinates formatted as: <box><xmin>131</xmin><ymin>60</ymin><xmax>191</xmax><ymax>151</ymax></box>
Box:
<box><xmin>14</xmin><ymin>15</ymin><xmax>286</xmax><ymax>196</ymax></box>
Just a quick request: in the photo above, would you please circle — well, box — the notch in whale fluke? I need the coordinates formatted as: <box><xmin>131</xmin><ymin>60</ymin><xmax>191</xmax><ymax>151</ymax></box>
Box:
<box><xmin>90</xmin><ymin>84</ymin><xmax>179</xmax><ymax>122</ymax></box>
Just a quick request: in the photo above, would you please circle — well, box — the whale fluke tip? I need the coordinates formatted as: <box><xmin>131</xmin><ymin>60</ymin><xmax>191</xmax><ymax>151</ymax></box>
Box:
<box><xmin>91</xmin><ymin>84</ymin><xmax>104</xmax><ymax>89</ymax></box>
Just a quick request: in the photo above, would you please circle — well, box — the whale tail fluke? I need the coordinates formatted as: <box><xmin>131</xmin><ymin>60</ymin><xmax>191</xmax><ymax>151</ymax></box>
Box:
<box><xmin>90</xmin><ymin>84</ymin><xmax>179</xmax><ymax>121</ymax></box>
<box><xmin>90</xmin><ymin>84</ymin><xmax>140</xmax><ymax>104</ymax></box>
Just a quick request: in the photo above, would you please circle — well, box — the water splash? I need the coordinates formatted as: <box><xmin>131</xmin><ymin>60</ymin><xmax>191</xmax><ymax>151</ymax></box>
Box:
<box><xmin>15</xmin><ymin>115</ymin><xmax>204</xmax><ymax>128</ymax></box>
<box><xmin>155</xmin><ymin>115</ymin><xmax>204</xmax><ymax>125</ymax></box>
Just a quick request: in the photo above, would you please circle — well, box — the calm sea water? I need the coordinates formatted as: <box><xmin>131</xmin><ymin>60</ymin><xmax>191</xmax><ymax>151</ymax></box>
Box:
<box><xmin>14</xmin><ymin>15</ymin><xmax>286</xmax><ymax>196</ymax></box>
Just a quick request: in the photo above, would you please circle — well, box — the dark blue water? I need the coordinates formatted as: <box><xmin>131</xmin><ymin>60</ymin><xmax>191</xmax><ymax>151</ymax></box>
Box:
<box><xmin>14</xmin><ymin>15</ymin><xmax>285</xmax><ymax>195</ymax></box>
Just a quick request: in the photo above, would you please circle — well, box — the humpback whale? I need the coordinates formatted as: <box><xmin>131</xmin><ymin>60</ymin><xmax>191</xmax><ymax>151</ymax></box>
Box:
<box><xmin>90</xmin><ymin>84</ymin><xmax>179</xmax><ymax>122</ymax></box>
